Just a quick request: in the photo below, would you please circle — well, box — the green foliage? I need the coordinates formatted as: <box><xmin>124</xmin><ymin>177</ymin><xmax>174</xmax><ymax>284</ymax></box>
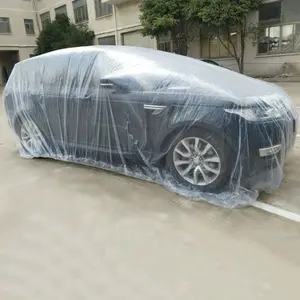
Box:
<box><xmin>139</xmin><ymin>0</ymin><xmax>201</xmax><ymax>55</ymax></box>
<box><xmin>199</xmin><ymin>0</ymin><xmax>261</xmax><ymax>28</ymax></box>
<box><xmin>198</xmin><ymin>0</ymin><xmax>262</xmax><ymax>73</ymax></box>
<box><xmin>140</xmin><ymin>0</ymin><xmax>199</xmax><ymax>37</ymax></box>
<box><xmin>34</xmin><ymin>14</ymin><xmax>95</xmax><ymax>56</ymax></box>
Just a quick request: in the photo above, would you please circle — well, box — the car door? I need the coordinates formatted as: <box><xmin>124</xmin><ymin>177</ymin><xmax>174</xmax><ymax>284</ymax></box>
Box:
<box><xmin>60</xmin><ymin>54</ymin><xmax>101</xmax><ymax>153</ymax></box>
<box><xmin>97</xmin><ymin>79</ymin><xmax>147</xmax><ymax>157</ymax></box>
<box><xmin>41</xmin><ymin>52</ymin><xmax>100</xmax><ymax>154</ymax></box>
<box><xmin>46</xmin><ymin>52</ymin><xmax>147</xmax><ymax>159</ymax></box>
<box><xmin>66</xmin><ymin>74</ymin><xmax>147</xmax><ymax>161</ymax></box>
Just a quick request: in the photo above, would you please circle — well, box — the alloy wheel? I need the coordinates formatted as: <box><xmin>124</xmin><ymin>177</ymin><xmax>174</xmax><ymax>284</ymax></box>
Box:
<box><xmin>20</xmin><ymin>121</ymin><xmax>43</xmax><ymax>155</ymax></box>
<box><xmin>173</xmin><ymin>137</ymin><xmax>221</xmax><ymax>186</ymax></box>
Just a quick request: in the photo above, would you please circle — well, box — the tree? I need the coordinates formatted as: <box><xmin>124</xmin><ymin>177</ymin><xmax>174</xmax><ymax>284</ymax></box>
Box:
<box><xmin>198</xmin><ymin>0</ymin><xmax>262</xmax><ymax>73</ymax></box>
<box><xmin>139</xmin><ymin>0</ymin><xmax>201</xmax><ymax>56</ymax></box>
<box><xmin>34</xmin><ymin>14</ymin><xmax>95</xmax><ymax>56</ymax></box>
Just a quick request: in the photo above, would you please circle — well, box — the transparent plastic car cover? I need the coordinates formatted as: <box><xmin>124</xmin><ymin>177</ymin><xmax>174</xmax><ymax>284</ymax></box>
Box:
<box><xmin>3</xmin><ymin>46</ymin><xmax>298</xmax><ymax>207</ymax></box>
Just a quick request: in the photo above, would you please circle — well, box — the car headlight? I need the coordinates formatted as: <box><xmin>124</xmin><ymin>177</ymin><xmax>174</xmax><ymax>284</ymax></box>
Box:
<box><xmin>224</xmin><ymin>107</ymin><xmax>282</xmax><ymax>121</ymax></box>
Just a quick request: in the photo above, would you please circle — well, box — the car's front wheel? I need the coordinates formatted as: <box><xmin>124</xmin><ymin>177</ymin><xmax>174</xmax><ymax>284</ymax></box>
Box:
<box><xmin>166</xmin><ymin>129</ymin><xmax>230</xmax><ymax>193</ymax></box>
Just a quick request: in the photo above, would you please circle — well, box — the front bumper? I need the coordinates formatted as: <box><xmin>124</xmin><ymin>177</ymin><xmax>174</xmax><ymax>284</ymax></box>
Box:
<box><xmin>259</xmin><ymin>144</ymin><xmax>282</xmax><ymax>157</ymax></box>
<box><xmin>240</xmin><ymin>114</ymin><xmax>297</xmax><ymax>190</ymax></box>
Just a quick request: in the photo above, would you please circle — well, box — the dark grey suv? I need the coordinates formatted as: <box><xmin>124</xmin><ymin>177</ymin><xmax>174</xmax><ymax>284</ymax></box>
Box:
<box><xmin>3</xmin><ymin>46</ymin><xmax>298</xmax><ymax>194</ymax></box>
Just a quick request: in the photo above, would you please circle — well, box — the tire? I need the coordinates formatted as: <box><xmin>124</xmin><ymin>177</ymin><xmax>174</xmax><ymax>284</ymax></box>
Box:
<box><xmin>14</xmin><ymin>117</ymin><xmax>47</xmax><ymax>157</ymax></box>
<box><xmin>166</xmin><ymin>128</ymin><xmax>231</xmax><ymax>193</ymax></box>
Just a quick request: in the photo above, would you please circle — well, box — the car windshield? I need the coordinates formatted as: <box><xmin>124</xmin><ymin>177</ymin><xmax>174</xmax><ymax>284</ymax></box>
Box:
<box><xmin>103</xmin><ymin>47</ymin><xmax>192</xmax><ymax>92</ymax></box>
<box><xmin>106</xmin><ymin>72</ymin><xmax>191</xmax><ymax>92</ymax></box>
<box><xmin>139</xmin><ymin>74</ymin><xmax>191</xmax><ymax>91</ymax></box>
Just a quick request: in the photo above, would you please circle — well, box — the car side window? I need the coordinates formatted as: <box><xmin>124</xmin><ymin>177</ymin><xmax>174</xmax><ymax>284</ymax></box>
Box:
<box><xmin>64</xmin><ymin>53</ymin><xmax>99</xmax><ymax>99</ymax></box>
<box><xmin>104</xmin><ymin>76</ymin><xmax>142</xmax><ymax>93</ymax></box>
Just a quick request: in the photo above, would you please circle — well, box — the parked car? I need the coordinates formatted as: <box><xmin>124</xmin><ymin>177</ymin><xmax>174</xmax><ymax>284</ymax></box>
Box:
<box><xmin>3</xmin><ymin>46</ymin><xmax>298</xmax><ymax>195</ymax></box>
<box><xmin>201</xmin><ymin>59</ymin><xmax>221</xmax><ymax>67</ymax></box>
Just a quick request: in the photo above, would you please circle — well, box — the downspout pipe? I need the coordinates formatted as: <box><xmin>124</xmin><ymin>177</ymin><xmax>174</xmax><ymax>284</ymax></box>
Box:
<box><xmin>113</xmin><ymin>5</ymin><xmax>119</xmax><ymax>45</ymax></box>
<box><xmin>32</xmin><ymin>0</ymin><xmax>41</xmax><ymax>33</ymax></box>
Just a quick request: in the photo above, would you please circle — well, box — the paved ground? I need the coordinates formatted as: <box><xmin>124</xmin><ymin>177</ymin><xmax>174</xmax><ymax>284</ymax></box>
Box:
<box><xmin>0</xmin><ymin>83</ymin><xmax>300</xmax><ymax>300</ymax></box>
<box><xmin>259</xmin><ymin>83</ymin><xmax>300</xmax><ymax>214</ymax></box>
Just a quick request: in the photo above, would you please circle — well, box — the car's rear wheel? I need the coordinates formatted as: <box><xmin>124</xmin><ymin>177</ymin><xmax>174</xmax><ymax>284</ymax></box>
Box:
<box><xmin>17</xmin><ymin>119</ymin><xmax>45</xmax><ymax>156</ymax></box>
<box><xmin>166</xmin><ymin>129</ymin><xmax>231</xmax><ymax>192</ymax></box>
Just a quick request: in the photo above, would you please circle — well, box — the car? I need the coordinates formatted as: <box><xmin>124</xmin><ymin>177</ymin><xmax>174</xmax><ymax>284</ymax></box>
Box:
<box><xmin>3</xmin><ymin>46</ymin><xmax>298</xmax><ymax>198</ymax></box>
<box><xmin>201</xmin><ymin>59</ymin><xmax>221</xmax><ymax>67</ymax></box>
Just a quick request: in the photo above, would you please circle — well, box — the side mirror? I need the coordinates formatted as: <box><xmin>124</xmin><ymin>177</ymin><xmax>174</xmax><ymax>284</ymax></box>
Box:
<box><xmin>100</xmin><ymin>79</ymin><xmax>114</xmax><ymax>89</ymax></box>
<box><xmin>100</xmin><ymin>79</ymin><xmax>117</xmax><ymax>94</ymax></box>
<box><xmin>100</xmin><ymin>83</ymin><xmax>114</xmax><ymax>89</ymax></box>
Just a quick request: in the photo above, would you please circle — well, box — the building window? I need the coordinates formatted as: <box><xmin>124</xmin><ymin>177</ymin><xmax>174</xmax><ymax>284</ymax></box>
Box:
<box><xmin>24</xmin><ymin>19</ymin><xmax>35</xmax><ymax>35</ymax></box>
<box><xmin>73</xmin><ymin>0</ymin><xmax>89</xmax><ymax>23</ymax></box>
<box><xmin>98</xmin><ymin>35</ymin><xmax>116</xmax><ymax>45</ymax></box>
<box><xmin>258</xmin><ymin>23</ymin><xmax>300</xmax><ymax>54</ymax></box>
<box><xmin>158</xmin><ymin>41</ymin><xmax>172</xmax><ymax>52</ymax></box>
<box><xmin>259</xmin><ymin>1</ymin><xmax>282</xmax><ymax>23</ymax></box>
<box><xmin>0</xmin><ymin>17</ymin><xmax>11</xmax><ymax>34</ymax></box>
<box><xmin>157</xmin><ymin>33</ymin><xmax>172</xmax><ymax>52</ymax></box>
<box><xmin>55</xmin><ymin>5</ymin><xmax>68</xmax><ymax>17</ymax></box>
<box><xmin>95</xmin><ymin>0</ymin><xmax>112</xmax><ymax>18</ymax></box>
<box><xmin>201</xmin><ymin>33</ymin><xmax>237</xmax><ymax>58</ymax></box>
<box><xmin>40</xmin><ymin>12</ymin><xmax>51</xmax><ymax>29</ymax></box>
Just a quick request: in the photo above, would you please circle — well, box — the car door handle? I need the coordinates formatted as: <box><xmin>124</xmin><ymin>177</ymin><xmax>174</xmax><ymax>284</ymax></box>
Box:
<box><xmin>144</xmin><ymin>104</ymin><xmax>167</xmax><ymax>115</ymax></box>
<box><xmin>101</xmin><ymin>83</ymin><xmax>114</xmax><ymax>88</ymax></box>
<box><xmin>84</xmin><ymin>95</ymin><xmax>92</xmax><ymax>101</ymax></box>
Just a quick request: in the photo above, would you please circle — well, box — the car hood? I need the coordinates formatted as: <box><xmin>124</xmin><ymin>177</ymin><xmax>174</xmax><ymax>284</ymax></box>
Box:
<box><xmin>186</xmin><ymin>68</ymin><xmax>285</xmax><ymax>102</ymax></box>
<box><xmin>167</xmin><ymin>67</ymin><xmax>295</xmax><ymax>112</ymax></box>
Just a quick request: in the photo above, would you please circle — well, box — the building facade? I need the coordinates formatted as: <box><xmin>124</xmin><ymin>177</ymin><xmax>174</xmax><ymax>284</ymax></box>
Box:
<box><xmin>35</xmin><ymin>0</ymin><xmax>157</xmax><ymax>50</ymax></box>
<box><xmin>0</xmin><ymin>0</ymin><xmax>299</xmax><ymax>84</ymax></box>
<box><xmin>0</xmin><ymin>0</ymin><xmax>39</xmax><ymax>84</ymax></box>
<box><xmin>214</xmin><ymin>0</ymin><xmax>300</xmax><ymax>77</ymax></box>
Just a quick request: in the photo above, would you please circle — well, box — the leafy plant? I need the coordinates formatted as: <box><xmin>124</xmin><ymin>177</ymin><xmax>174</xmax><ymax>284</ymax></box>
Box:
<box><xmin>139</xmin><ymin>0</ymin><xmax>201</xmax><ymax>56</ymax></box>
<box><xmin>34</xmin><ymin>14</ymin><xmax>95</xmax><ymax>56</ymax></box>
<box><xmin>198</xmin><ymin>0</ymin><xmax>262</xmax><ymax>73</ymax></box>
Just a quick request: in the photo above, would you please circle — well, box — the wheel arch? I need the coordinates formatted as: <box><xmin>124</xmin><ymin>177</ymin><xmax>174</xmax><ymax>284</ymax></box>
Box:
<box><xmin>13</xmin><ymin>110</ymin><xmax>50</xmax><ymax>140</ymax></box>
<box><xmin>13</xmin><ymin>111</ymin><xmax>29</xmax><ymax>136</ymax></box>
<box><xmin>159</xmin><ymin>121</ymin><xmax>237</xmax><ymax>157</ymax></box>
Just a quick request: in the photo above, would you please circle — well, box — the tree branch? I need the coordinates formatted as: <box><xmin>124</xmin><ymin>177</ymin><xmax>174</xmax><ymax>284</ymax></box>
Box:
<box><xmin>226</xmin><ymin>25</ymin><xmax>239</xmax><ymax>61</ymax></box>
<box><xmin>217</xmin><ymin>34</ymin><xmax>235</xmax><ymax>59</ymax></box>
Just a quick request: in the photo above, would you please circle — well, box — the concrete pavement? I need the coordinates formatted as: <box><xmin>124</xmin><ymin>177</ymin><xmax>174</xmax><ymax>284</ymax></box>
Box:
<box><xmin>259</xmin><ymin>83</ymin><xmax>300</xmax><ymax>214</ymax></box>
<box><xmin>0</xmin><ymin>83</ymin><xmax>300</xmax><ymax>300</ymax></box>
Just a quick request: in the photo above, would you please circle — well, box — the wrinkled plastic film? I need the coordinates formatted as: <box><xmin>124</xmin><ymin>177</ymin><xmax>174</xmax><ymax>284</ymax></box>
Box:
<box><xmin>3</xmin><ymin>46</ymin><xmax>298</xmax><ymax>207</ymax></box>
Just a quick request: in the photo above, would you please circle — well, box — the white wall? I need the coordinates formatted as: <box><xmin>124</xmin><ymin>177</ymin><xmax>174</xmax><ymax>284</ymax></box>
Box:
<box><xmin>0</xmin><ymin>0</ymin><xmax>37</xmax><ymax>84</ymax></box>
<box><xmin>0</xmin><ymin>0</ymin><xmax>38</xmax><ymax>51</ymax></box>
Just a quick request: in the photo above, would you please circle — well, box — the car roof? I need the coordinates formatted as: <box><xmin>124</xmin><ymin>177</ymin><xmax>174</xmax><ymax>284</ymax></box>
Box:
<box><xmin>26</xmin><ymin>46</ymin><xmax>157</xmax><ymax>60</ymax></box>
<box><xmin>9</xmin><ymin>46</ymin><xmax>285</xmax><ymax>103</ymax></box>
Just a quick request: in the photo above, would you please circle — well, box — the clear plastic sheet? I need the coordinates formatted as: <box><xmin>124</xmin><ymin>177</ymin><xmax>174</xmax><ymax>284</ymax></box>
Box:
<box><xmin>3</xmin><ymin>46</ymin><xmax>298</xmax><ymax>207</ymax></box>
